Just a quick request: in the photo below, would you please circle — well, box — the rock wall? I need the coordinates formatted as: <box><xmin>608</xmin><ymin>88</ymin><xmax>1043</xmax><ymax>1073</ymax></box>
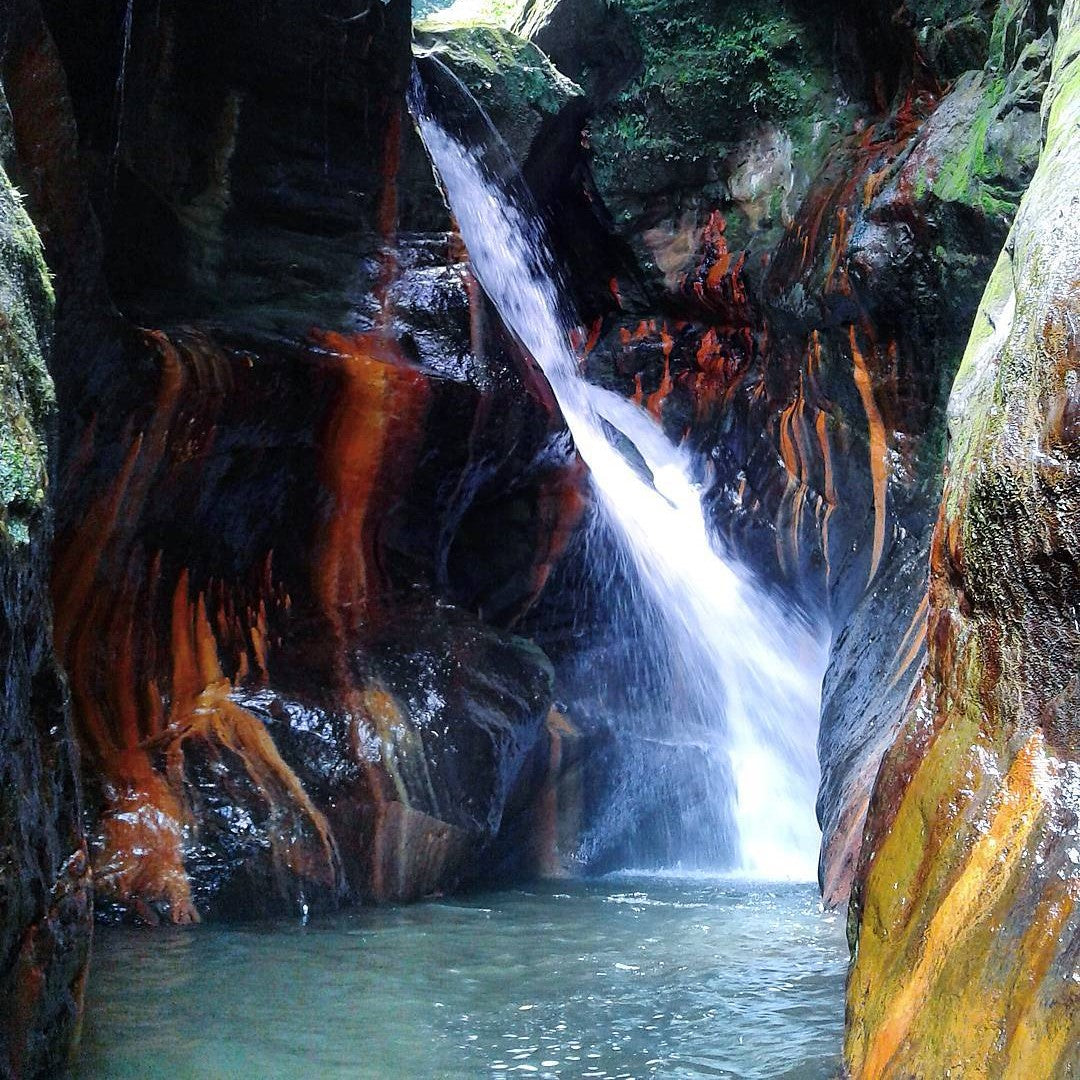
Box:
<box><xmin>0</xmin><ymin>8</ymin><xmax>90</xmax><ymax>1073</ymax></box>
<box><xmin>2</xmin><ymin>0</ymin><xmax>585</xmax><ymax>927</ymax></box>
<box><xmin>846</xmin><ymin>2</ymin><xmax>1080</xmax><ymax>1072</ymax></box>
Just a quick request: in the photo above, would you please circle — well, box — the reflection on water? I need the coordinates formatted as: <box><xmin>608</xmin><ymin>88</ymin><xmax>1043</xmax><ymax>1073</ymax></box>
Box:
<box><xmin>78</xmin><ymin>878</ymin><xmax>847</xmax><ymax>1080</ymax></box>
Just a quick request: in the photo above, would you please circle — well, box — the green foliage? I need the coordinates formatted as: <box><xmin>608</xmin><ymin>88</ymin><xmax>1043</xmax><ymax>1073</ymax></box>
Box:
<box><xmin>631</xmin><ymin>3</ymin><xmax>807</xmax><ymax>125</ymax></box>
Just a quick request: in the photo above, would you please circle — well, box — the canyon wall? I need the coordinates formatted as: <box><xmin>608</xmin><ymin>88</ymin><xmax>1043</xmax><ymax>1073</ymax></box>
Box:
<box><xmin>2</xmin><ymin>0</ymin><xmax>1080</xmax><ymax>1072</ymax></box>
<box><xmin>0</xmin><ymin>6</ymin><xmax>90</xmax><ymax>1073</ymax></box>
<box><xmin>846</xmin><ymin>2</ymin><xmax>1080</xmax><ymax>1072</ymax></box>
<box><xmin>3</xmin><ymin>0</ymin><xmax>584</xmax><ymax>935</ymax></box>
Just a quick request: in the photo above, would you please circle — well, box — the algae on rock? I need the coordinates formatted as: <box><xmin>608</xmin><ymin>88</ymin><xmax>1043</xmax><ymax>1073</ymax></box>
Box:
<box><xmin>845</xmin><ymin>1</ymin><xmax>1080</xmax><ymax>1074</ymax></box>
<box><xmin>414</xmin><ymin>22</ymin><xmax>583</xmax><ymax>164</ymax></box>
<box><xmin>0</xmin><ymin>165</ymin><xmax>53</xmax><ymax>546</ymax></box>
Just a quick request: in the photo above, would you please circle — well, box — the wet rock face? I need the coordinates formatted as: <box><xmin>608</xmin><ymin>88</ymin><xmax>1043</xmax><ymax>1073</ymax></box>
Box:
<box><xmin>40</xmin><ymin>0</ymin><xmax>414</xmax><ymax>337</ymax></box>
<box><xmin>0</xmin><ymin>44</ymin><xmax>90</xmax><ymax>1078</ymax></box>
<box><xmin>846</xmin><ymin>4</ymin><xmax>1080</xmax><ymax>1072</ymax></box>
<box><xmin>45</xmin><ymin>324</ymin><xmax>573</xmax><ymax>923</ymax></box>
<box><xmin>0</xmin><ymin>0</ymin><xmax>585</xmax><ymax>926</ymax></box>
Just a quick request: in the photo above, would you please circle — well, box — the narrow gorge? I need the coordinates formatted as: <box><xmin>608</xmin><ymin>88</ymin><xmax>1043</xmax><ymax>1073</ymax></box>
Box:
<box><xmin>0</xmin><ymin>0</ymin><xmax>1078</xmax><ymax>1076</ymax></box>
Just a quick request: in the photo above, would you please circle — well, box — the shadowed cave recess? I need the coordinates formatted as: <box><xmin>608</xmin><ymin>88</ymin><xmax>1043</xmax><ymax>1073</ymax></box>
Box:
<box><xmin>2</xmin><ymin>0</ymin><xmax>1080</xmax><ymax>1076</ymax></box>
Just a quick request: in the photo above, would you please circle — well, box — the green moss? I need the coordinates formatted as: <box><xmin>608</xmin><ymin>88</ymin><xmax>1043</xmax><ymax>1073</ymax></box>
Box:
<box><xmin>0</xmin><ymin>162</ymin><xmax>55</xmax><ymax>547</ymax></box>
<box><xmin>930</xmin><ymin>73</ymin><xmax>1014</xmax><ymax>219</ymax></box>
<box><xmin>913</xmin><ymin>169</ymin><xmax>929</xmax><ymax>202</ymax></box>
<box><xmin>415</xmin><ymin>24</ymin><xmax>582</xmax><ymax>160</ymax></box>
<box><xmin>988</xmin><ymin>0</ymin><xmax>1032</xmax><ymax>71</ymax></box>
<box><xmin>588</xmin><ymin>0</ymin><xmax>846</xmax><ymax>207</ymax></box>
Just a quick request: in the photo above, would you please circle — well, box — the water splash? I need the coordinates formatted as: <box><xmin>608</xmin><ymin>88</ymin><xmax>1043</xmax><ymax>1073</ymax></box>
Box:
<box><xmin>410</xmin><ymin>69</ymin><xmax>826</xmax><ymax>881</ymax></box>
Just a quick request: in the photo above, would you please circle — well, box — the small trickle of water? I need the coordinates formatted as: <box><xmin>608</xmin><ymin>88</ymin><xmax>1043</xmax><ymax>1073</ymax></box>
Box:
<box><xmin>112</xmin><ymin>0</ymin><xmax>135</xmax><ymax>175</ymax></box>
<box><xmin>410</xmin><ymin>69</ymin><xmax>827</xmax><ymax>881</ymax></box>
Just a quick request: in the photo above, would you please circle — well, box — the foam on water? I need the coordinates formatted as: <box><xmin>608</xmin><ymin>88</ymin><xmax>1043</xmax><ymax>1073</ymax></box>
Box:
<box><xmin>411</xmin><ymin>69</ymin><xmax>827</xmax><ymax>881</ymax></box>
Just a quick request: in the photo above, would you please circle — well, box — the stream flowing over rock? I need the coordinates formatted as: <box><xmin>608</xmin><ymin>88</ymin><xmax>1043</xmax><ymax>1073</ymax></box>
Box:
<box><xmin>428</xmin><ymin>0</ymin><xmax>1056</xmax><ymax>902</ymax></box>
<box><xmin>1</xmin><ymin>0</ymin><xmax>1080</xmax><ymax>1074</ymax></box>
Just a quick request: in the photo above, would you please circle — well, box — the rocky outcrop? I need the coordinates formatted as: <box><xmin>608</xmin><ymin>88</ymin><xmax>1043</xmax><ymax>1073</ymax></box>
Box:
<box><xmin>0</xmin><ymin>0</ymin><xmax>585</xmax><ymax>926</ymax></box>
<box><xmin>0</xmin><ymin>24</ymin><xmax>90</xmax><ymax>1075</ymax></box>
<box><xmin>846</xmin><ymin>2</ymin><xmax>1080</xmax><ymax>1072</ymax></box>
<box><xmin>414</xmin><ymin>21</ymin><xmax>584</xmax><ymax>167</ymax></box>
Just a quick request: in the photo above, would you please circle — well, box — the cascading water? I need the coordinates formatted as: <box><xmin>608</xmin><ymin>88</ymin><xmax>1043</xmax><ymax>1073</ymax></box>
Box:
<box><xmin>410</xmin><ymin>66</ymin><xmax>827</xmax><ymax>880</ymax></box>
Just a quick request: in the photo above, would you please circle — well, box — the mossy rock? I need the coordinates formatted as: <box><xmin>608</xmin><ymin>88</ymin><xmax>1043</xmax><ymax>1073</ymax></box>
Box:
<box><xmin>582</xmin><ymin>0</ymin><xmax>849</xmax><ymax>282</ymax></box>
<box><xmin>929</xmin><ymin>32</ymin><xmax>1049</xmax><ymax>221</ymax></box>
<box><xmin>0</xmin><ymin>152</ymin><xmax>55</xmax><ymax>548</ymax></box>
<box><xmin>511</xmin><ymin>0</ymin><xmax>641</xmax><ymax>102</ymax></box>
<box><xmin>414</xmin><ymin>23</ymin><xmax>583</xmax><ymax>163</ymax></box>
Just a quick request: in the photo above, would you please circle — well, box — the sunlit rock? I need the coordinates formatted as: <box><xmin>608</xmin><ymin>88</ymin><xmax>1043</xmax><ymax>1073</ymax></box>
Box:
<box><xmin>846</xmin><ymin>3</ymin><xmax>1080</xmax><ymax>1072</ymax></box>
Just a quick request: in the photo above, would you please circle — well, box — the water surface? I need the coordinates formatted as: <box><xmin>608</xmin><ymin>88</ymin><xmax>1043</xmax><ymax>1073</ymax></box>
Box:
<box><xmin>78</xmin><ymin>877</ymin><xmax>847</xmax><ymax>1079</ymax></box>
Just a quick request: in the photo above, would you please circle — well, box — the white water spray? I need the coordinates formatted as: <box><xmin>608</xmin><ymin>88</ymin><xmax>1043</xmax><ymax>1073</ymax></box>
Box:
<box><xmin>412</xmin><ymin>78</ymin><xmax>826</xmax><ymax>881</ymax></box>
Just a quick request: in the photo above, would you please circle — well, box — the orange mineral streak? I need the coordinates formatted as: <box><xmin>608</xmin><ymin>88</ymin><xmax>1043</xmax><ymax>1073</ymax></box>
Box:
<box><xmin>690</xmin><ymin>212</ymin><xmax>750</xmax><ymax>314</ymax></box>
<box><xmin>1005</xmin><ymin>881</ymin><xmax>1080</xmax><ymax>1075</ymax></box>
<box><xmin>852</xmin><ymin>732</ymin><xmax>1048</xmax><ymax>1079</ymax></box>
<box><xmin>53</xmin><ymin>332</ymin><xmax>330</xmax><ymax>921</ymax></box>
<box><xmin>160</xmin><ymin>572</ymin><xmax>338</xmax><ymax>883</ymax></box>
<box><xmin>583</xmin><ymin>317</ymin><xmax>603</xmax><ymax>358</ymax></box>
<box><xmin>815</xmin><ymin>408</ymin><xmax>838</xmax><ymax>586</ymax></box>
<box><xmin>690</xmin><ymin>328</ymin><xmax>751</xmax><ymax>420</ymax></box>
<box><xmin>374</xmin><ymin>106</ymin><xmax>403</xmax><ymax>327</ymax></box>
<box><xmin>54</xmin><ymin>335</ymin><xmax>184</xmax><ymax>654</ymax></box>
<box><xmin>772</xmin><ymin>89</ymin><xmax>935</xmax><ymax>290</ymax></box>
<box><xmin>357</xmin><ymin>681</ymin><xmax>476</xmax><ymax>895</ymax></box>
<box><xmin>821</xmin><ymin>788</ymin><xmax>872</xmax><ymax>909</ymax></box>
<box><xmin>825</xmin><ymin>207</ymin><xmax>852</xmax><ymax>294</ymax></box>
<box><xmin>525</xmin><ymin>464</ymin><xmax>588</xmax><ymax>616</ymax></box>
<box><xmin>313</xmin><ymin>331</ymin><xmax>430</xmax><ymax>641</ymax></box>
<box><xmin>889</xmin><ymin>592</ymin><xmax>930</xmax><ymax>690</ymax></box>
<box><xmin>533</xmin><ymin>708</ymin><xmax>579</xmax><ymax>878</ymax></box>
<box><xmin>863</xmin><ymin>164</ymin><xmax>891</xmax><ymax>208</ymax></box>
<box><xmin>849</xmin><ymin>325</ymin><xmax>889</xmax><ymax>585</ymax></box>
<box><xmin>646</xmin><ymin>325</ymin><xmax>675</xmax><ymax>419</ymax></box>
<box><xmin>775</xmin><ymin>376</ymin><xmax>825</xmax><ymax>576</ymax></box>
<box><xmin>776</xmin><ymin>396</ymin><xmax>803</xmax><ymax>573</ymax></box>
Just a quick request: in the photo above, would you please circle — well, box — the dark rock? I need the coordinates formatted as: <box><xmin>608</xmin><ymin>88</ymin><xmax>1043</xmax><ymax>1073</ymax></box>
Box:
<box><xmin>0</xmin><ymin>32</ymin><xmax>90</xmax><ymax>1076</ymax></box>
<box><xmin>0</xmin><ymin>0</ymin><xmax>586</xmax><ymax>927</ymax></box>
<box><xmin>512</xmin><ymin>0</ymin><xmax>641</xmax><ymax>104</ymax></box>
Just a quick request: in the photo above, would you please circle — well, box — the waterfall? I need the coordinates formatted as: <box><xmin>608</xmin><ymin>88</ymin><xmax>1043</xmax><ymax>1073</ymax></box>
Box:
<box><xmin>410</xmin><ymin>67</ymin><xmax>826</xmax><ymax>881</ymax></box>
